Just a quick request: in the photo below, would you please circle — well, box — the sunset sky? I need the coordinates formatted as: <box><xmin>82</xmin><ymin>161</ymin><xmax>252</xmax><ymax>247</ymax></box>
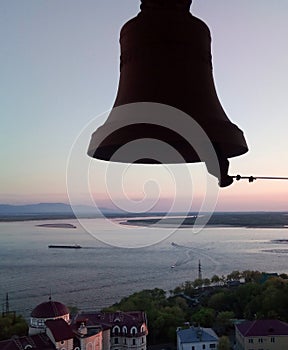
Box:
<box><xmin>1</xmin><ymin>1</ymin><xmax>288</xmax><ymax>212</ymax></box>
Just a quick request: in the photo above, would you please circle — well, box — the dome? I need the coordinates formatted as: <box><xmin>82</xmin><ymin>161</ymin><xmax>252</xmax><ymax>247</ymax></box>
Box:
<box><xmin>31</xmin><ymin>300</ymin><xmax>69</xmax><ymax>319</ymax></box>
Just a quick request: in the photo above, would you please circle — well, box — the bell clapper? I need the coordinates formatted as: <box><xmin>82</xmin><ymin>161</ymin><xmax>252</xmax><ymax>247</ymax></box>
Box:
<box><xmin>234</xmin><ymin>175</ymin><xmax>288</xmax><ymax>183</ymax></box>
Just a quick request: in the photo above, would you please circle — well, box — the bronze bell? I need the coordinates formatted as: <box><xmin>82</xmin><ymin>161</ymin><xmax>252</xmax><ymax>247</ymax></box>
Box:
<box><xmin>87</xmin><ymin>0</ymin><xmax>248</xmax><ymax>187</ymax></box>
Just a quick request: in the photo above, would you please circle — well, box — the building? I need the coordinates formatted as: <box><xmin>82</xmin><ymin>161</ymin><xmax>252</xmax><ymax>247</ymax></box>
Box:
<box><xmin>72</xmin><ymin>310</ymin><xmax>148</xmax><ymax>350</ymax></box>
<box><xmin>0</xmin><ymin>334</ymin><xmax>55</xmax><ymax>350</ymax></box>
<box><xmin>46</xmin><ymin>318</ymin><xmax>74</xmax><ymax>350</ymax></box>
<box><xmin>29</xmin><ymin>299</ymin><xmax>70</xmax><ymax>335</ymax></box>
<box><xmin>235</xmin><ymin>319</ymin><xmax>288</xmax><ymax>350</ymax></box>
<box><xmin>176</xmin><ymin>326</ymin><xmax>218</xmax><ymax>350</ymax></box>
<box><xmin>0</xmin><ymin>299</ymin><xmax>148</xmax><ymax>350</ymax></box>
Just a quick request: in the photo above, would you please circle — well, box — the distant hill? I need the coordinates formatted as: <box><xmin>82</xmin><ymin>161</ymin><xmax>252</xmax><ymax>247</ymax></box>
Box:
<box><xmin>2</xmin><ymin>204</ymin><xmax>288</xmax><ymax>227</ymax></box>
<box><xmin>124</xmin><ymin>211</ymin><xmax>288</xmax><ymax>229</ymax></box>
<box><xmin>0</xmin><ymin>203</ymin><xmax>94</xmax><ymax>214</ymax></box>
<box><xmin>0</xmin><ymin>203</ymin><xmax>121</xmax><ymax>221</ymax></box>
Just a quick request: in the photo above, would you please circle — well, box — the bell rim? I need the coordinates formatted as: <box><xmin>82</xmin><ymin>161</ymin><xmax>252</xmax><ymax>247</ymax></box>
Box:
<box><xmin>87</xmin><ymin>120</ymin><xmax>248</xmax><ymax>164</ymax></box>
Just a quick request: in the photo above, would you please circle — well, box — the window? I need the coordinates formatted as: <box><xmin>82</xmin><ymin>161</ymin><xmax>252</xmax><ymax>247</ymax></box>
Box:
<box><xmin>133</xmin><ymin>339</ymin><xmax>136</xmax><ymax>346</ymax></box>
<box><xmin>37</xmin><ymin>319</ymin><xmax>44</xmax><ymax>327</ymax></box>
<box><xmin>209</xmin><ymin>344</ymin><xmax>216</xmax><ymax>349</ymax></box>
<box><xmin>114</xmin><ymin>338</ymin><xmax>119</xmax><ymax>344</ymax></box>
<box><xmin>248</xmin><ymin>338</ymin><xmax>253</xmax><ymax>343</ymax></box>
<box><xmin>113</xmin><ymin>326</ymin><xmax>120</xmax><ymax>335</ymax></box>
<box><xmin>271</xmin><ymin>337</ymin><xmax>275</xmax><ymax>343</ymax></box>
<box><xmin>202</xmin><ymin>345</ymin><xmax>206</xmax><ymax>349</ymax></box>
<box><xmin>31</xmin><ymin>319</ymin><xmax>36</xmax><ymax>326</ymax></box>
<box><xmin>192</xmin><ymin>347</ymin><xmax>195</xmax><ymax>350</ymax></box>
<box><xmin>142</xmin><ymin>337</ymin><xmax>144</xmax><ymax>344</ymax></box>
<box><xmin>131</xmin><ymin>326</ymin><xmax>137</xmax><ymax>335</ymax></box>
<box><xmin>258</xmin><ymin>338</ymin><xmax>263</xmax><ymax>343</ymax></box>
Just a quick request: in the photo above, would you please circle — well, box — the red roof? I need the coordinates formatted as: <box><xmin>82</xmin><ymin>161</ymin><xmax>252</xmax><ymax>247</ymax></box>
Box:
<box><xmin>0</xmin><ymin>334</ymin><xmax>55</xmax><ymax>350</ymax></box>
<box><xmin>73</xmin><ymin>310</ymin><xmax>147</xmax><ymax>334</ymax></box>
<box><xmin>31</xmin><ymin>300</ymin><xmax>69</xmax><ymax>318</ymax></box>
<box><xmin>46</xmin><ymin>318</ymin><xmax>74</xmax><ymax>342</ymax></box>
<box><xmin>236</xmin><ymin>319</ymin><xmax>288</xmax><ymax>337</ymax></box>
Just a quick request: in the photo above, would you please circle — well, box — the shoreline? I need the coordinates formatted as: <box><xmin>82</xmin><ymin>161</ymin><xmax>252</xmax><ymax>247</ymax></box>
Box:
<box><xmin>1</xmin><ymin>212</ymin><xmax>288</xmax><ymax>229</ymax></box>
<box><xmin>121</xmin><ymin>221</ymin><xmax>288</xmax><ymax>229</ymax></box>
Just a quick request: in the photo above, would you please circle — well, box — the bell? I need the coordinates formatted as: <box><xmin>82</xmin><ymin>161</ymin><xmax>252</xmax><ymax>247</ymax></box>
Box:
<box><xmin>88</xmin><ymin>0</ymin><xmax>248</xmax><ymax>187</ymax></box>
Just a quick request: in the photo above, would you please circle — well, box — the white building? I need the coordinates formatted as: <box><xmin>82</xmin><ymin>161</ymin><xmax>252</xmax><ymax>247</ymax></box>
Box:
<box><xmin>177</xmin><ymin>326</ymin><xmax>218</xmax><ymax>350</ymax></box>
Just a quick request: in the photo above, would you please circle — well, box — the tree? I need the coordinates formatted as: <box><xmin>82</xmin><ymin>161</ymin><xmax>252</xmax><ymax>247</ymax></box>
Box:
<box><xmin>67</xmin><ymin>305</ymin><xmax>79</xmax><ymax>316</ymax></box>
<box><xmin>215</xmin><ymin>311</ymin><xmax>234</xmax><ymax>334</ymax></box>
<box><xmin>211</xmin><ymin>274</ymin><xmax>220</xmax><ymax>285</ymax></box>
<box><xmin>0</xmin><ymin>314</ymin><xmax>28</xmax><ymax>340</ymax></box>
<box><xmin>172</xmin><ymin>286</ymin><xmax>183</xmax><ymax>295</ymax></box>
<box><xmin>203</xmin><ymin>278</ymin><xmax>211</xmax><ymax>287</ymax></box>
<box><xmin>280</xmin><ymin>273</ymin><xmax>288</xmax><ymax>280</ymax></box>
<box><xmin>219</xmin><ymin>275</ymin><xmax>227</xmax><ymax>285</ymax></box>
<box><xmin>193</xmin><ymin>278</ymin><xmax>203</xmax><ymax>289</ymax></box>
<box><xmin>103</xmin><ymin>288</ymin><xmax>187</xmax><ymax>344</ymax></box>
<box><xmin>231</xmin><ymin>282</ymin><xmax>261</xmax><ymax>318</ymax></box>
<box><xmin>208</xmin><ymin>292</ymin><xmax>230</xmax><ymax>312</ymax></box>
<box><xmin>173</xmin><ymin>297</ymin><xmax>189</xmax><ymax>312</ymax></box>
<box><xmin>242</xmin><ymin>270</ymin><xmax>262</xmax><ymax>283</ymax></box>
<box><xmin>183</xmin><ymin>280</ymin><xmax>195</xmax><ymax>296</ymax></box>
<box><xmin>227</xmin><ymin>270</ymin><xmax>241</xmax><ymax>281</ymax></box>
<box><xmin>191</xmin><ymin>307</ymin><xmax>215</xmax><ymax>328</ymax></box>
<box><xmin>260</xmin><ymin>278</ymin><xmax>288</xmax><ymax>320</ymax></box>
<box><xmin>218</xmin><ymin>336</ymin><xmax>231</xmax><ymax>350</ymax></box>
<box><xmin>102</xmin><ymin>270</ymin><xmax>288</xmax><ymax>345</ymax></box>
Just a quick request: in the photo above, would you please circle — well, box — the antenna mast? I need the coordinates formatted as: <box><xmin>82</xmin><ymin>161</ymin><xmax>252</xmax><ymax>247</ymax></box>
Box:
<box><xmin>198</xmin><ymin>260</ymin><xmax>202</xmax><ymax>280</ymax></box>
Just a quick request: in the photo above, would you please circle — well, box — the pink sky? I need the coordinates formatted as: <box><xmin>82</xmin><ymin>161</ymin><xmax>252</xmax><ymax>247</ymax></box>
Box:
<box><xmin>1</xmin><ymin>1</ymin><xmax>288</xmax><ymax>212</ymax></box>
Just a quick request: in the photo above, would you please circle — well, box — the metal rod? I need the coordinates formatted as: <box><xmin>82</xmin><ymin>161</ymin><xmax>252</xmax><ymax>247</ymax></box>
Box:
<box><xmin>232</xmin><ymin>175</ymin><xmax>288</xmax><ymax>183</ymax></box>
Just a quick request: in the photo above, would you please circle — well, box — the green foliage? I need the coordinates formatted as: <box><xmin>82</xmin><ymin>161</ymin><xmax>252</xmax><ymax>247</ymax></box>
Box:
<box><xmin>227</xmin><ymin>270</ymin><xmax>241</xmax><ymax>281</ymax></box>
<box><xmin>183</xmin><ymin>281</ymin><xmax>196</xmax><ymax>296</ymax></box>
<box><xmin>218</xmin><ymin>335</ymin><xmax>231</xmax><ymax>350</ymax></box>
<box><xmin>208</xmin><ymin>291</ymin><xmax>229</xmax><ymax>312</ymax></box>
<box><xmin>216</xmin><ymin>311</ymin><xmax>234</xmax><ymax>334</ymax></box>
<box><xmin>193</xmin><ymin>278</ymin><xmax>203</xmax><ymax>288</ymax></box>
<box><xmin>211</xmin><ymin>274</ymin><xmax>220</xmax><ymax>285</ymax></box>
<box><xmin>0</xmin><ymin>313</ymin><xmax>28</xmax><ymax>340</ymax></box>
<box><xmin>191</xmin><ymin>307</ymin><xmax>215</xmax><ymax>328</ymax></box>
<box><xmin>203</xmin><ymin>278</ymin><xmax>211</xmax><ymax>287</ymax></box>
<box><xmin>103</xmin><ymin>288</ymin><xmax>186</xmax><ymax>343</ymax></box>
<box><xmin>260</xmin><ymin>277</ymin><xmax>288</xmax><ymax>320</ymax></box>
<box><xmin>67</xmin><ymin>305</ymin><xmax>79</xmax><ymax>316</ymax></box>
<box><xmin>103</xmin><ymin>270</ymin><xmax>288</xmax><ymax>344</ymax></box>
<box><xmin>242</xmin><ymin>270</ymin><xmax>262</xmax><ymax>283</ymax></box>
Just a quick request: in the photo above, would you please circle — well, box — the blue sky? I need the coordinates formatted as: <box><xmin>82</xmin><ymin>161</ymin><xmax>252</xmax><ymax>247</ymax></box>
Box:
<box><xmin>1</xmin><ymin>1</ymin><xmax>288</xmax><ymax>211</ymax></box>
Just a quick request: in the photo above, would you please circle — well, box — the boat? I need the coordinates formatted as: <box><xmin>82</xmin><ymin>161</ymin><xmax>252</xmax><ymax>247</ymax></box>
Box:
<box><xmin>48</xmin><ymin>244</ymin><xmax>82</xmax><ymax>249</ymax></box>
<box><xmin>170</xmin><ymin>265</ymin><xmax>175</xmax><ymax>268</ymax></box>
<box><xmin>37</xmin><ymin>223</ymin><xmax>77</xmax><ymax>229</ymax></box>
